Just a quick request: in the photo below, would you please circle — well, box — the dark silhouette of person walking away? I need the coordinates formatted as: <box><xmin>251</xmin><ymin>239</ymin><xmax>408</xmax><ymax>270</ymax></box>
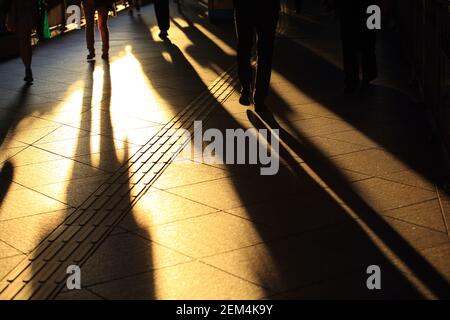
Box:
<box><xmin>334</xmin><ymin>0</ymin><xmax>378</xmax><ymax>93</ymax></box>
<box><xmin>5</xmin><ymin>0</ymin><xmax>36</xmax><ymax>83</ymax></box>
<box><xmin>234</xmin><ymin>0</ymin><xmax>280</xmax><ymax>114</ymax></box>
<box><xmin>82</xmin><ymin>0</ymin><xmax>113</xmax><ymax>61</ymax></box>
<box><xmin>127</xmin><ymin>0</ymin><xmax>141</xmax><ymax>16</ymax></box>
<box><xmin>154</xmin><ymin>0</ymin><xmax>170</xmax><ymax>39</ymax></box>
<box><xmin>295</xmin><ymin>0</ymin><xmax>303</xmax><ymax>14</ymax></box>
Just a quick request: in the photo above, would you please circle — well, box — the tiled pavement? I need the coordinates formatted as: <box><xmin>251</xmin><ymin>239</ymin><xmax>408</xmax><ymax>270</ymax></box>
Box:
<box><xmin>0</xmin><ymin>0</ymin><xmax>449</xmax><ymax>299</ymax></box>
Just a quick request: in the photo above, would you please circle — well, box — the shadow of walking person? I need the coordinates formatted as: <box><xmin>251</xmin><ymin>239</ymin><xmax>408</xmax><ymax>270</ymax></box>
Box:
<box><xmin>0</xmin><ymin>161</ymin><xmax>14</xmax><ymax>207</ymax></box>
<box><xmin>246</xmin><ymin>98</ymin><xmax>449</xmax><ymax>298</ymax></box>
<box><xmin>0</xmin><ymin>84</ymin><xmax>30</xmax><ymax>213</ymax></box>
<box><xmin>12</xmin><ymin>59</ymin><xmax>157</xmax><ymax>299</ymax></box>
<box><xmin>55</xmin><ymin>61</ymin><xmax>155</xmax><ymax>299</ymax></box>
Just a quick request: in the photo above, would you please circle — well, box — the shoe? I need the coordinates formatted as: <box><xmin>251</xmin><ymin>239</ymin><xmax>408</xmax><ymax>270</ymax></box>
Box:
<box><xmin>129</xmin><ymin>9</ymin><xmax>133</xmax><ymax>15</ymax></box>
<box><xmin>239</xmin><ymin>88</ymin><xmax>252</xmax><ymax>106</ymax></box>
<box><xmin>24</xmin><ymin>68</ymin><xmax>33</xmax><ymax>84</ymax></box>
<box><xmin>158</xmin><ymin>30</ymin><xmax>168</xmax><ymax>40</ymax></box>
<box><xmin>101</xmin><ymin>53</ymin><xmax>109</xmax><ymax>61</ymax></box>
<box><xmin>86</xmin><ymin>53</ymin><xmax>96</xmax><ymax>61</ymax></box>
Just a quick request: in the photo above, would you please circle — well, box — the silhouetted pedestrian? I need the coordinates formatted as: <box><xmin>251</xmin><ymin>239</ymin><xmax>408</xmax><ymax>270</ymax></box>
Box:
<box><xmin>127</xmin><ymin>0</ymin><xmax>141</xmax><ymax>16</ymax></box>
<box><xmin>154</xmin><ymin>0</ymin><xmax>170</xmax><ymax>39</ymax></box>
<box><xmin>295</xmin><ymin>0</ymin><xmax>302</xmax><ymax>14</ymax></box>
<box><xmin>234</xmin><ymin>0</ymin><xmax>280</xmax><ymax>113</ymax></box>
<box><xmin>82</xmin><ymin>0</ymin><xmax>113</xmax><ymax>61</ymax></box>
<box><xmin>335</xmin><ymin>0</ymin><xmax>378</xmax><ymax>93</ymax></box>
<box><xmin>5</xmin><ymin>0</ymin><xmax>36</xmax><ymax>83</ymax></box>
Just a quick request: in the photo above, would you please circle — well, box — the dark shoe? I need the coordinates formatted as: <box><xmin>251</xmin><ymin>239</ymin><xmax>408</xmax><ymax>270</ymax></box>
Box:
<box><xmin>24</xmin><ymin>68</ymin><xmax>33</xmax><ymax>84</ymax></box>
<box><xmin>159</xmin><ymin>30</ymin><xmax>168</xmax><ymax>40</ymax></box>
<box><xmin>87</xmin><ymin>53</ymin><xmax>96</xmax><ymax>61</ymax></box>
<box><xmin>101</xmin><ymin>53</ymin><xmax>109</xmax><ymax>61</ymax></box>
<box><xmin>239</xmin><ymin>88</ymin><xmax>252</xmax><ymax>106</ymax></box>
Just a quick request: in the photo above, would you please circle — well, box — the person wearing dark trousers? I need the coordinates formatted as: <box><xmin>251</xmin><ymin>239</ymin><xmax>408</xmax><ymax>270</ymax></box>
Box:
<box><xmin>5</xmin><ymin>0</ymin><xmax>36</xmax><ymax>83</ymax></box>
<box><xmin>154</xmin><ymin>0</ymin><xmax>170</xmax><ymax>39</ymax></box>
<box><xmin>234</xmin><ymin>0</ymin><xmax>280</xmax><ymax>113</ymax></box>
<box><xmin>336</xmin><ymin>0</ymin><xmax>378</xmax><ymax>93</ymax></box>
<box><xmin>127</xmin><ymin>0</ymin><xmax>141</xmax><ymax>16</ymax></box>
<box><xmin>82</xmin><ymin>0</ymin><xmax>112</xmax><ymax>61</ymax></box>
<box><xmin>294</xmin><ymin>0</ymin><xmax>302</xmax><ymax>14</ymax></box>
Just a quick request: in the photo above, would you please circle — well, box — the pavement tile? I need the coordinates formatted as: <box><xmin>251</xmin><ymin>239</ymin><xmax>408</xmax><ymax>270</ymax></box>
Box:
<box><xmin>382</xmin><ymin>199</ymin><xmax>448</xmax><ymax>234</ymax></box>
<box><xmin>379</xmin><ymin>169</ymin><xmax>436</xmax><ymax>191</ymax></box>
<box><xmin>153</xmin><ymin>161</ymin><xmax>233</xmax><ymax>190</ymax></box>
<box><xmin>34</xmin><ymin>174</ymin><xmax>110</xmax><ymax>207</ymax></box>
<box><xmin>0</xmin><ymin>255</ymin><xmax>26</xmax><ymax>281</ymax></box>
<box><xmin>120</xmin><ymin>189</ymin><xmax>218</xmax><ymax>229</ymax></box>
<box><xmin>35</xmin><ymin>135</ymin><xmax>131</xmax><ymax>158</ymax></box>
<box><xmin>6</xmin><ymin>126</ymin><xmax>60</xmax><ymax>145</ymax></box>
<box><xmin>0</xmin><ymin>146</ymin><xmax>26</xmax><ymax>164</ymax></box>
<box><xmin>89</xmin><ymin>261</ymin><xmax>268</xmax><ymax>300</ymax></box>
<box><xmin>331</xmin><ymin>149</ymin><xmax>408</xmax><ymax>177</ymax></box>
<box><xmin>225</xmin><ymin>194</ymin><xmax>350</xmax><ymax>237</ymax></box>
<box><xmin>282</xmin><ymin>267</ymin><xmax>423</xmax><ymax>299</ymax></box>
<box><xmin>325</xmin><ymin>130</ymin><xmax>379</xmax><ymax>148</ymax></box>
<box><xmin>0</xmin><ymin>240</ymin><xmax>22</xmax><ymax>258</ymax></box>
<box><xmin>72</xmin><ymin>147</ymin><xmax>140</xmax><ymax>173</ymax></box>
<box><xmin>55</xmin><ymin>289</ymin><xmax>103</xmax><ymax>300</ymax></box>
<box><xmin>307</xmin><ymin>136</ymin><xmax>372</xmax><ymax>157</ymax></box>
<box><xmin>0</xmin><ymin>188</ymin><xmax>69</xmax><ymax>221</ymax></box>
<box><xmin>419</xmin><ymin>243</ymin><xmax>450</xmax><ymax>281</ymax></box>
<box><xmin>137</xmin><ymin>211</ymin><xmax>280</xmax><ymax>258</ymax></box>
<box><xmin>34</xmin><ymin>125</ymin><xmax>92</xmax><ymax>144</ymax></box>
<box><xmin>286</xmin><ymin>116</ymin><xmax>354</xmax><ymax>138</ymax></box>
<box><xmin>11</xmin><ymin>157</ymin><xmax>105</xmax><ymax>187</ymax></box>
<box><xmin>167</xmin><ymin>172</ymin><xmax>301</xmax><ymax>211</ymax></box>
<box><xmin>8</xmin><ymin>146</ymin><xmax>64</xmax><ymax>166</ymax></box>
<box><xmin>352</xmin><ymin>178</ymin><xmax>437</xmax><ymax>212</ymax></box>
<box><xmin>382</xmin><ymin>217</ymin><xmax>449</xmax><ymax>252</ymax></box>
<box><xmin>0</xmin><ymin>209</ymin><xmax>71</xmax><ymax>253</ymax></box>
<box><xmin>201</xmin><ymin>222</ymin><xmax>392</xmax><ymax>293</ymax></box>
<box><xmin>81</xmin><ymin>233</ymin><xmax>191</xmax><ymax>286</ymax></box>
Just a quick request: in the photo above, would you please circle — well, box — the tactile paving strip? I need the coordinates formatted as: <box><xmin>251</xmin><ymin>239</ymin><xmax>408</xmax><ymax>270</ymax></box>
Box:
<box><xmin>0</xmin><ymin>65</ymin><xmax>238</xmax><ymax>300</ymax></box>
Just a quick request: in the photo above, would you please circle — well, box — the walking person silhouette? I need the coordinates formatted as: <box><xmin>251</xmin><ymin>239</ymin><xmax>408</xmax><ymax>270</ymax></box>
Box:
<box><xmin>127</xmin><ymin>0</ymin><xmax>141</xmax><ymax>16</ymax></box>
<box><xmin>5</xmin><ymin>0</ymin><xmax>36</xmax><ymax>83</ymax></box>
<box><xmin>334</xmin><ymin>0</ymin><xmax>378</xmax><ymax>93</ymax></box>
<box><xmin>234</xmin><ymin>0</ymin><xmax>280</xmax><ymax>114</ymax></box>
<box><xmin>154</xmin><ymin>0</ymin><xmax>170</xmax><ymax>39</ymax></box>
<box><xmin>82</xmin><ymin>0</ymin><xmax>114</xmax><ymax>61</ymax></box>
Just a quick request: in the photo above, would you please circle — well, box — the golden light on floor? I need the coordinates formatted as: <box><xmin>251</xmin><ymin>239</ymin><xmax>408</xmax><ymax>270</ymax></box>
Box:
<box><xmin>192</xmin><ymin>22</ymin><xmax>235</xmax><ymax>57</ymax></box>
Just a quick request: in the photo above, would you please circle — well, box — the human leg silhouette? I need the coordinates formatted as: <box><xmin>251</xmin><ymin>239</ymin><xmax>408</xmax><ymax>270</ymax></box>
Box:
<box><xmin>83</xmin><ymin>0</ymin><xmax>96</xmax><ymax>60</ymax></box>
<box><xmin>234</xmin><ymin>1</ymin><xmax>254</xmax><ymax>106</ymax></box>
<box><xmin>253</xmin><ymin>7</ymin><xmax>279</xmax><ymax>111</ymax></box>
<box><xmin>154</xmin><ymin>0</ymin><xmax>170</xmax><ymax>39</ymax></box>
<box><xmin>97</xmin><ymin>6</ymin><xmax>110</xmax><ymax>60</ymax></box>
